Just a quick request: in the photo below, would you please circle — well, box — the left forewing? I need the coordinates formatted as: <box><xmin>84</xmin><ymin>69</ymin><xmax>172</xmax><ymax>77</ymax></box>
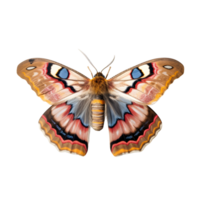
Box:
<box><xmin>17</xmin><ymin>58</ymin><xmax>90</xmax><ymax>105</ymax></box>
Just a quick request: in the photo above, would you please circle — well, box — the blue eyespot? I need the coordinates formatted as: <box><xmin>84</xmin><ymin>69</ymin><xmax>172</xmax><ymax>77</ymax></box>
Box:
<box><xmin>57</xmin><ymin>68</ymin><xmax>69</xmax><ymax>79</ymax></box>
<box><xmin>131</xmin><ymin>68</ymin><xmax>143</xmax><ymax>79</ymax></box>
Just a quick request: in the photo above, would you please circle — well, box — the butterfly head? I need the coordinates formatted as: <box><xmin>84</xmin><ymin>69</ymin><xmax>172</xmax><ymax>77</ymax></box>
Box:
<box><xmin>79</xmin><ymin>50</ymin><xmax>114</xmax><ymax>94</ymax></box>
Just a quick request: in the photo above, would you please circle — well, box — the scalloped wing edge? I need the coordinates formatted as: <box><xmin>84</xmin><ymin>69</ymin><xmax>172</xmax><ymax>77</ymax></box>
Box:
<box><xmin>36</xmin><ymin>121</ymin><xmax>87</xmax><ymax>158</ymax></box>
<box><xmin>113</xmin><ymin>122</ymin><xmax>164</xmax><ymax>158</ymax></box>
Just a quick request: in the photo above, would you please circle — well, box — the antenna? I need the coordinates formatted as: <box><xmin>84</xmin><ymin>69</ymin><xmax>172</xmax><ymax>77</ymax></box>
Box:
<box><xmin>76</xmin><ymin>48</ymin><xmax>99</xmax><ymax>72</ymax></box>
<box><xmin>100</xmin><ymin>54</ymin><xmax>117</xmax><ymax>72</ymax></box>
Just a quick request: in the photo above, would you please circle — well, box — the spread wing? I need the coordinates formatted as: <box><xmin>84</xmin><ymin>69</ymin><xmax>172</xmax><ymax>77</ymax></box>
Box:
<box><xmin>105</xmin><ymin>58</ymin><xmax>183</xmax><ymax>156</ymax></box>
<box><xmin>17</xmin><ymin>58</ymin><xmax>90</xmax><ymax>105</ymax></box>
<box><xmin>105</xmin><ymin>95</ymin><xmax>162</xmax><ymax>156</ymax></box>
<box><xmin>108</xmin><ymin>58</ymin><xmax>184</xmax><ymax>105</ymax></box>
<box><xmin>18</xmin><ymin>58</ymin><xmax>91</xmax><ymax>156</ymax></box>
<box><xmin>37</xmin><ymin>96</ymin><xmax>92</xmax><ymax>157</ymax></box>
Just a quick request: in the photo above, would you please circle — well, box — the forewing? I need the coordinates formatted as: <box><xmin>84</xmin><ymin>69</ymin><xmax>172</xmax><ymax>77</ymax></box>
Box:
<box><xmin>105</xmin><ymin>95</ymin><xmax>162</xmax><ymax>156</ymax></box>
<box><xmin>17</xmin><ymin>58</ymin><xmax>90</xmax><ymax>105</ymax></box>
<box><xmin>108</xmin><ymin>58</ymin><xmax>184</xmax><ymax>105</ymax></box>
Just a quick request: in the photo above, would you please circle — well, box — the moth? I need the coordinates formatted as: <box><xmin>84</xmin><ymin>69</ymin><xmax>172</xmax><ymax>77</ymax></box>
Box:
<box><xmin>17</xmin><ymin>53</ymin><xmax>184</xmax><ymax>156</ymax></box>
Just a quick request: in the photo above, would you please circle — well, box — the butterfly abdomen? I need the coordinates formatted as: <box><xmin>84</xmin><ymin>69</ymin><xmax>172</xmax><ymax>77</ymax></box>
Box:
<box><xmin>91</xmin><ymin>95</ymin><xmax>105</xmax><ymax>131</ymax></box>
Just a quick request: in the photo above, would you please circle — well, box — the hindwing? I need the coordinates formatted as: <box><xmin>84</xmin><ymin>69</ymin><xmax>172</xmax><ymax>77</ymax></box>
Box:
<box><xmin>105</xmin><ymin>95</ymin><xmax>162</xmax><ymax>156</ymax></box>
<box><xmin>39</xmin><ymin>94</ymin><xmax>91</xmax><ymax>156</ymax></box>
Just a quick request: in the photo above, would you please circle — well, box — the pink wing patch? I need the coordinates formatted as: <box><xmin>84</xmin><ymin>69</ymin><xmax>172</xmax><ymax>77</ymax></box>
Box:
<box><xmin>109</xmin><ymin>103</ymin><xmax>148</xmax><ymax>142</ymax></box>
<box><xmin>51</xmin><ymin>103</ymin><xmax>89</xmax><ymax>141</ymax></box>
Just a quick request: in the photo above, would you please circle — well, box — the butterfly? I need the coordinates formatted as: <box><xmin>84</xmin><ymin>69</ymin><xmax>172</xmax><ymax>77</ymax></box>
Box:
<box><xmin>17</xmin><ymin>53</ymin><xmax>184</xmax><ymax>156</ymax></box>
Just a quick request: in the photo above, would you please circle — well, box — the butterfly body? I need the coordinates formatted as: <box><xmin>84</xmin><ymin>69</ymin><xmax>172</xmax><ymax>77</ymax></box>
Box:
<box><xmin>17</xmin><ymin>57</ymin><xmax>184</xmax><ymax>156</ymax></box>
<box><xmin>91</xmin><ymin>95</ymin><xmax>105</xmax><ymax>131</ymax></box>
<box><xmin>89</xmin><ymin>73</ymin><xmax>108</xmax><ymax>95</ymax></box>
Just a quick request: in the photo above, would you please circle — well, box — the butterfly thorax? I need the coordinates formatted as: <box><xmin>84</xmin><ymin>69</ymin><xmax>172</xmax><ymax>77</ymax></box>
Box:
<box><xmin>89</xmin><ymin>73</ymin><xmax>108</xmax><ymax>95</ymax></box>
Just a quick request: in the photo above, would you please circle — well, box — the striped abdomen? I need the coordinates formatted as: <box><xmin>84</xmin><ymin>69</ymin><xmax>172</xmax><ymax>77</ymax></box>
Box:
<box><xmin>91</xmin><ymin>95</ymin><xmax>105</xmax><ymax>131</ymax></box>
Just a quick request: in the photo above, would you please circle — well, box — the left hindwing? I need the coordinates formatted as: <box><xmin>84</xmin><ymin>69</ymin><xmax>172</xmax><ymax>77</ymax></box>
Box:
<box><xmin>108</xmin><ymin>58</ymin><xmax>184</xmax><ymax>105</ymax></box>
<box><xmin>39</xmin><ymin>94</ymin><xmax>92</xmax><ymax>156</ymax></box>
